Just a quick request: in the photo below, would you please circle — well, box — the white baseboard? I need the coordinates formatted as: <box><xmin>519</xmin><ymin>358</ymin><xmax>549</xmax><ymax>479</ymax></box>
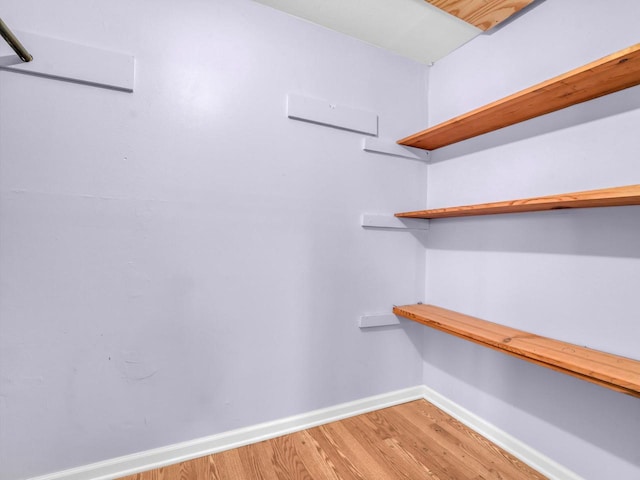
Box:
<box><xmin>420</xmin><ymin>385</ymin><xmax>583</xmax><ymax>480</ymax></box>
<box><xmin>28</xmin><ymin>384</ymin><xmax>582</xmax><ymax>480</ymax></box>
<box><xmin>28</xmin><ymin>386</ymin><xmax>426</xmax><ymax>480</ymax></box>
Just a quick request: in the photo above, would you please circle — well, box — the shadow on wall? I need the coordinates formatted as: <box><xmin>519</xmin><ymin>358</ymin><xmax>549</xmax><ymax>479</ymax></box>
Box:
<box><xmin>429</xmin><ymin>84</ymin><xmax>640</xmax><ymax>163</ymax></box>
<box><xmin>423</xmin><ymin>331</ymin><xmax>640</xmax><ymax>472</ymax></box>
<box><xmin>426</xmin><ymin>206</ymin><xmax>640</xmax><ymax>259</ymax></box>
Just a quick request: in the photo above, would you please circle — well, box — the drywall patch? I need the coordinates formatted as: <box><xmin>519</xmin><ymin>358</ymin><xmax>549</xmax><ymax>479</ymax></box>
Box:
<box><xmin>117</xmin><ymin>351</ymin><xmax>158</xmax><ymax>382</ymax></box>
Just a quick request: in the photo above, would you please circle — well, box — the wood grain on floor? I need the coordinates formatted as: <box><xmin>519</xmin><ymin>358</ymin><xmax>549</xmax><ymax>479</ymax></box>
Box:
<box><xmin>119</xmin><ymin>399</ymin><xmax>546</xmax><ymax>479</ymax></box>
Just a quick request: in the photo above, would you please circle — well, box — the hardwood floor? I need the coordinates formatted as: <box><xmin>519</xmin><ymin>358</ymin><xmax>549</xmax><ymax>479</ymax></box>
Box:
<box><xmin>119</xmin><ymin>399</ymin><xmax>546</xmax><ymax>479</ymax></box>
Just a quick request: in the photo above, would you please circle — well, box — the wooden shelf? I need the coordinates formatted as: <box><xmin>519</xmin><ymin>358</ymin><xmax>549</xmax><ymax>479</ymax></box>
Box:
<box><xmin>398</xmin><ymin>43</ymin><xmax>640</xmax><ymax>150</ymax></box>
<box><xmin>425</xmin><ymin>0</ymin><xmax>535</xmax><ymax>31</ymax></box>
<box><xmin>394</xmin><ymin>304</ymin><xmax>640</xmax><ymax>398</ymax></box>
<box><xmin>395</xmin><ymin>184</ymin><xmax>640</xmax><ymax>219</ymax></box>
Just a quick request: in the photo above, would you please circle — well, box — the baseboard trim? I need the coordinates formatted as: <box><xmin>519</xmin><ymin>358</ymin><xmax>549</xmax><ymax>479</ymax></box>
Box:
<box><xmin>28</xmin><ymin>384</ymin><xmax>582</xmax><ymax>480</ymax></box>
<box><xmin>28</xmin><ymin>386</ymin><xmax>426</xmax><ymax>480</ymax></box>
<box><xmin>420</xmin><ymin>385</ymin><xmax>583</xmax><ymax>480</ymax></box>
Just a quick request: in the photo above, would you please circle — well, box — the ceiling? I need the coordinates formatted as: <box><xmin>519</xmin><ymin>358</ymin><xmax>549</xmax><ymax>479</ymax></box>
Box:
<box><xmin>254</xmin><ymin>0</ymin><xmax>536</xmax><ymax>64</ymax></box>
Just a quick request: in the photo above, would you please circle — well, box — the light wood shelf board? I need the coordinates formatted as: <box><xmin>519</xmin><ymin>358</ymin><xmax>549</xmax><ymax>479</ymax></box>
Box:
<box><xmin>393</xmin><ymin>304</ymin><xmax>640</xmax><ymax>398</ymax></box>
<box><xmin>398</xmin><ymin>43</ymin><xmax>640</xmax><ymax>150</ymax></box>
<box><xmin>395</xmin><ymin>184</ymin><xmax>640</xmax><ymax>219</ymax></box>
<box><xmin>425</xmin><ymin>0</ymin><xmax>535</xmax><ymax>31</ymax></box>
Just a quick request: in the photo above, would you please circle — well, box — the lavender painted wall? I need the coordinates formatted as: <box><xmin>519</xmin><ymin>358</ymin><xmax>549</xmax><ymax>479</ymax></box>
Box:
<box><xmin>0</xmin><ymin>1</ymin><xmax>428</xmax><ymax>478</ymax></box>
<box><xmin>425</xmin><ymin>0</ymin><xmax>640</xmax><ymax>478</ymax></box>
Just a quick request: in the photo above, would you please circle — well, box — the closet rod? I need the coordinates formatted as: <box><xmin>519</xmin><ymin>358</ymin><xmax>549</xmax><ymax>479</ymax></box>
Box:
<box><xmin>0</xmin><ymin>17</ymin><xmax>32</xmax><ymax>62</ymax></box>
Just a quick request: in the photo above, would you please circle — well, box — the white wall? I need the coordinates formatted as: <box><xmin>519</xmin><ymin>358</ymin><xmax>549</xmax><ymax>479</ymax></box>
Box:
<box><xmin>425</xmin><ymin>0</ymin><xmax>640</xmax><ymax>478</ymax></box>
<box><xmin>0</xmin><ymin>1</ymin><xmax>429</xmax><ymax>478</ymax></box>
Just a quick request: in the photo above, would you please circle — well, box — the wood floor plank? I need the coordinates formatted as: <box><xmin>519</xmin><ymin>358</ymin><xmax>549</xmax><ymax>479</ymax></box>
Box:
<box><xmin>117</xmin><ymin>399</ymin><xmax>547</xmax><ymax>480</ymax></box>
<box><xmin>237</xmin><ymin>440</ymin><xmax>281</xmax><ymax>480</ymax></box>
<box><xmin>208</xmin><ymin>448</ymin><xmax>247</xmax><ymax>480</ymax></box>
<box><xmin>361</xmin><ymin>414</ymin><xmax>446</xmax><ymax>479</ymax></box>
<box><xmin>356</xmin><ymin>407</ymin><xmax>460</xmax><ymax>480</ymax></box>
<box><xmin>393</xmin><ymin>404</ymin><xmax>497</xmax><ymax>476</ymax></box>
<box><xmin>152</xmin><ymin>462</ymin><xmax>182</xmax><ymax>480</ymax></box>
<box><xmin>313</xmin><ymin>419</ymin><xmax>402</xmax><ymax>478</ymax></box>
<box><xmin>269</xmin><ymin>432</ymin><xmax>316</xmax><ymax>480</ymax></box>
<box><xmin>366</xmin><ymin>407</ymin><xmax>482</xmax><ymax>480</ymax></box>
<box><xmin>289</xmin><ymin>431</ymin><xmax>343</xmax><ymax>480</ymax></box>
<box><xmin>398</xmin><ymin>401</ymin><xmax>521</xmax><ymax>479</ymax></box>
<box><xmin>401</xmin><ymin>401</ymin><xmax>546</xmax><ymax>480</ymax></box>
<box><xmin>179</xmin><ymin>456</ymin><xmax>210</xmax><ymax>480</ymax></box>
<box><xmin>343</xmin><ymin>413</ymin><xmax>441</xmax><ymax>479</ymax></box>
<box><xmin>303</xmin><ymin>423</ymin><xmax>368</xmax><ymax>480</ymax></box>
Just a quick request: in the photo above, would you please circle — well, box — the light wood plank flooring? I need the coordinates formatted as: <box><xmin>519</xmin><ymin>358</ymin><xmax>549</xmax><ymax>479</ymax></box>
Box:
<box><xmin>119</xmin><ymin>399</ymin><xmax>546</xmax><ymax>479</ymax></box>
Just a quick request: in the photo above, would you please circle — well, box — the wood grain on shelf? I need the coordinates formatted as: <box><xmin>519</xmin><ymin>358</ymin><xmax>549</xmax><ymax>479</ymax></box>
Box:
<box><xmin>118</xmin><ymin>399</ymin><xmax>545</xmax><ymax>480</ymax></box>
<box><xmin>395</xmin><ymin>184</ymin><xmax>640</xmax><ymax>219</ymax></box>
<box><xmin>425</xmin><ymin>0</ymin><xmax>534</xmax><ymax>30</ymax></box>
<box><xmin>394</xmin><ymin>304</ymin><xmax>640</xmax><ymax>398</ymax></box>
<box><xmin>398</xmin><ymin>43</ymin><xmax>640</xmax><ymax>150</ymax></box>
